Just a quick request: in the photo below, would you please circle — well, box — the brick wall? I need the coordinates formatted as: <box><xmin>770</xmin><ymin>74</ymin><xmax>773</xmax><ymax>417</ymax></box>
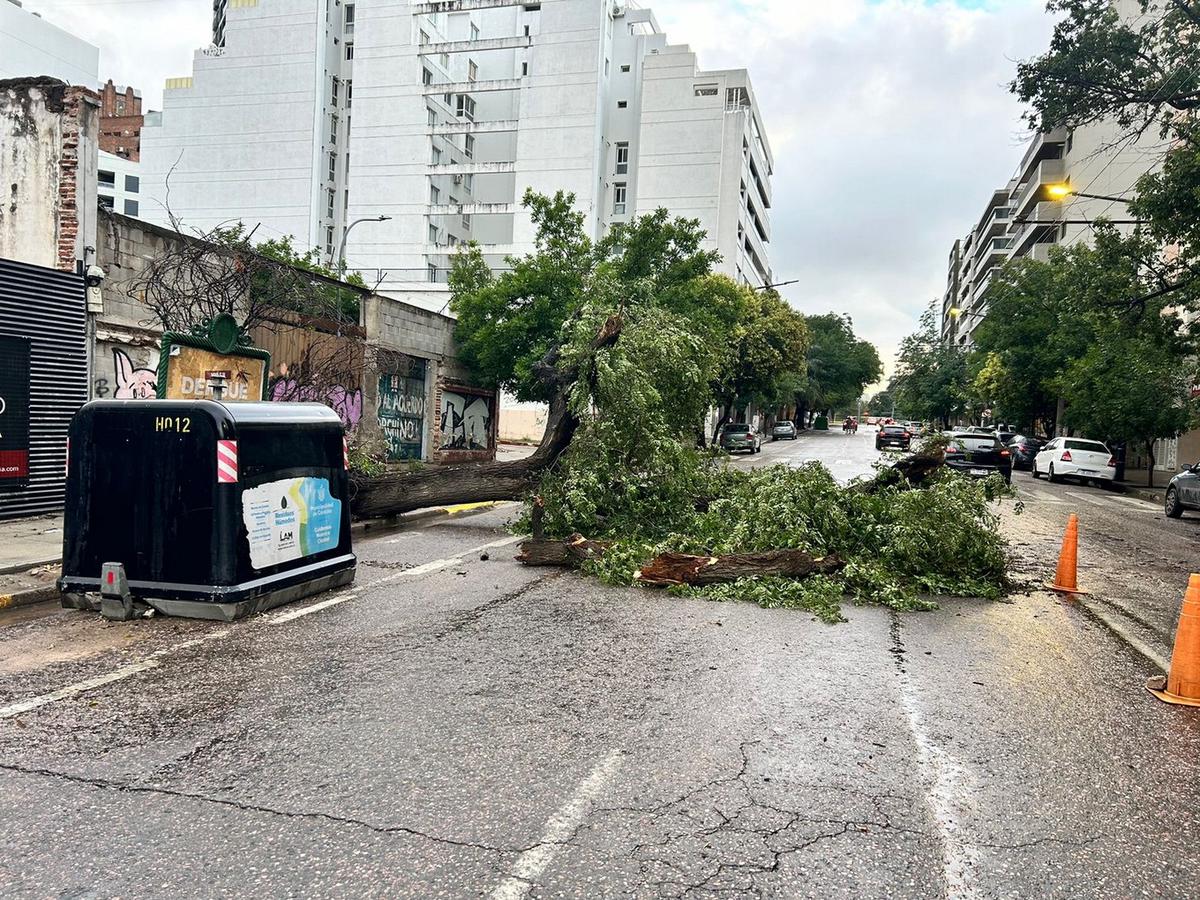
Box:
<box><xmin>98</xmin><ymin>80</ymin><xmax>143</xmax><ymax>160</ymax></box>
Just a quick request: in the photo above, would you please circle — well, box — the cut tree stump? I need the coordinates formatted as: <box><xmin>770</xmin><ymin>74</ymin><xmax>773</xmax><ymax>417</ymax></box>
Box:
<box><xmin>516</xmin><ymin>533</ymin><xmax>612</xmax><ymax>567</ymax></box>
<box><xmin>635</xmin><ymin>549</ymin><xmax>845</xmax><ymax>587</ymax></box>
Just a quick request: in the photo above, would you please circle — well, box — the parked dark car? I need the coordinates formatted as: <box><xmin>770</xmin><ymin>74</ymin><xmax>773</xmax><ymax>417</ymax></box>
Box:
<box><xmin>1007</xmin><ymin>434</ymin><xmax>1044</xmax><ymax>470</ymax></box>
<box><xmin>771</xmin><ymin>421</ymin><xmax>798</xmax><ymax>440</ymax></box>
<box><xmin>1165</xmin><ymin>463</ymin><xmax>1200</xmax><ymax>518</ymax></box>
<box><xmin>943</xmin><ymin>431</ymin><xmax>1013</xmax><ymax>484</ymax></box>
<box><xmin>720</xmin><ymin>423</ymin><xmax>761</xmax><ymax>454</ymax></box>
<box><xmin>876</xmin><ymin>424</ymin><xmax>912</xmax><ymax>451</ymax></box>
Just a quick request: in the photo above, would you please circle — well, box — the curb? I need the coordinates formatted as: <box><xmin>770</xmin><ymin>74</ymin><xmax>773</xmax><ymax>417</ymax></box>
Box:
<box><xmin>0</xmin><ymin>556</ymin><xmax>61</xmax><ymax>577</ymax></box>
<box><xmin>0</xmin><ymin>583</ymin><xmax>60</xmax><ymax>612</ymax></box>
<box><xmin>350</xmin><ymin>501</ymin><xmax>509</xmax><ymax>537</ymax></box>
<box><xmin>1115</xmin><ymin>484</ymin><xmax>1163</xmax><ymax>505</ymax></box>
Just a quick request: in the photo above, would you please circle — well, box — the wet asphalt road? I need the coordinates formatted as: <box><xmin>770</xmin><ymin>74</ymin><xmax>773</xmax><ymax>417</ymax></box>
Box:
<box><xmin>2</xmin><ymin>430</ymin><xmax>1199</xmax><ymax>898</ymax></box>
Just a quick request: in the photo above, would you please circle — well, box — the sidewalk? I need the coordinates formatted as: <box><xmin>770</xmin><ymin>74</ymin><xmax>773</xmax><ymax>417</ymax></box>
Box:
<box><xmin>0</xmin><ymin>513</ymin><xmax>63</xmax><ymax>611</ymax></box>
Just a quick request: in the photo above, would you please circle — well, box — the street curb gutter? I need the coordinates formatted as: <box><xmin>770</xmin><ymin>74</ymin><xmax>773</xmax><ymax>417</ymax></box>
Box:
<box><xmin>0</xmin><ymin>584</ymin><xmax>60</xmax><ymax>613</ymax></box>
<box><xmin>0</xmin><ymin>556</ymin><xmax>62</xmax><ymax>577</ymax></box>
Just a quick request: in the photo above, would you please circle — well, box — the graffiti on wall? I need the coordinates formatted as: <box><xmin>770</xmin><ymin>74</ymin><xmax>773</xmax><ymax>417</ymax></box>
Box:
<box><xmin>269</xmin><ymin>363</ymin><xmax>364</xmax><ymax>430</ymax></box>
<box><xmin>378</xmin><ymin>362</ymin><xmax>428</xmax><ymax>461</ymax></box>
<box><xmin>439</xmin><ymin>390</ymin><xmax>491</xmax><ymax>451</ymax></box>
<box><xmin>94</xmin><ymin>346</ymin><xmax>159</xmax><ymax>399</ymax></box>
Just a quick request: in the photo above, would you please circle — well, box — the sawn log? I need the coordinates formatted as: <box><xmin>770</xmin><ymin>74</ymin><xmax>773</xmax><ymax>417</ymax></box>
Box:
<box><xmin>516</xmin><ymin>533</ymin><xmax>613</xmax><ymax>567</ymax></box>
<box><xmin>635</xmin><ymin>549</ymin><xmax>845</xmax><ymax>587</ymax></box>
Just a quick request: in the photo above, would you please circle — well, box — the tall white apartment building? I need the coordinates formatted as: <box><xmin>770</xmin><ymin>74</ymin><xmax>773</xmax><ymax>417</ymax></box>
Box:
<box><xmin>142</xmin><ymin>0</ymin><xmax>356</xmax><ymax>254</ymax></box>
<box><xmin>141</xmin><ymin>0</ymin><xmax>773</xmax><ymax>307</ymax></box>
<box><xmin>0</xmin><ymin>0</ymin><xmax>99</xmax><ymax>86</ymax></box>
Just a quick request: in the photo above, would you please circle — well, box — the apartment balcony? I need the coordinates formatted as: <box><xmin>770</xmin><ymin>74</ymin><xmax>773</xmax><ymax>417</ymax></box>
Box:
<box><xmin>428</xmin><ymin>202</ymin><xmax>516</xmax><ymax>216</ymax></box>
<box><xmin>422</xmin><ymin>36</ymin><xmax>532</xmax><ymax>55</ymax></box>
<box><xmin>431</xmin><ymin>119</ymin><xmax>519</xmax><ymax>135</ymax></box>
<box><xmin>982</xmin><ymin>207</ymin><xmax>1013</xmax><ymax>238</ymax></box>
<box><xmin>1016</xmin><ymin>126</ymin><xmax>1069</xmax><ymax>184</ymax></box>
<box><xmin>413</xmin><ymin>0</ymin><xmax>529</xmax><ymax>12</ymax></box>
<box><xmin>428</xmin><ymin>161</ymin><xmax>516</xmax><ymax>175</ymax></box>
<box><xmin>1013</xmin><ymin>158</ymin><xmax>1066</xmax><ymax>216</ymax></box>
<box><xmin>1030</xmin><ymin>242</ymin><xmax>1057</xmax><ymax>263</ymax></box>
<box><xmin>423</xmin><ymin>78</ymin><xmax>522</xmax><ymax>95</ymax></box>
<box><xmin>1009</xmin><ymin>220</ymin><xmax>1058</xmax><ymax>260</ymax></box>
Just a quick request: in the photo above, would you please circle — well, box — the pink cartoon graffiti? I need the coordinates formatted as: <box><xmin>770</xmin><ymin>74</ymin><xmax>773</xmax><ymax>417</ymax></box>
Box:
<box><xmin>113</xmin><ymin>348</ymin><xmax>157</xmax><ymax>399</ymax></box>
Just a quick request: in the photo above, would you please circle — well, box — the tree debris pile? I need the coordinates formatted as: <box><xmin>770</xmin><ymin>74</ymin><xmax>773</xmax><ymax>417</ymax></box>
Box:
<box><xmin>520</xmin><ymin>458</ymin><xmax>1010</xmax><ymax>624</ymax></box>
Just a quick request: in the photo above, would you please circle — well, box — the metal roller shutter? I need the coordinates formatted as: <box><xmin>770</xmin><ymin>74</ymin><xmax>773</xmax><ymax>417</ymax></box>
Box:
<box><xmin>0</xmin><ymin>257</ymin><xmax>87</xmax><ymax>519</ymax></box>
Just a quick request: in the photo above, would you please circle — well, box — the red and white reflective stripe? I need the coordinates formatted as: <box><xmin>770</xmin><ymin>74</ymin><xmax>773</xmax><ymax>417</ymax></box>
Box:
<box><xmin>216</xmin><ymin>440</ymin><xmax>238</xmax><ymax>483</ymax></box>
<box><xmin>343</xmin><ymin>436</ymin><xmax>350</xmax><ymax>470</ymax></box>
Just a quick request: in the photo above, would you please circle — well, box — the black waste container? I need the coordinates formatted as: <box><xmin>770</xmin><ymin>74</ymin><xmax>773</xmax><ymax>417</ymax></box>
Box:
<box><xmin>59</xmin><ymin>400</ymin><xmax>356</xmax><ymax>620</ymax></box>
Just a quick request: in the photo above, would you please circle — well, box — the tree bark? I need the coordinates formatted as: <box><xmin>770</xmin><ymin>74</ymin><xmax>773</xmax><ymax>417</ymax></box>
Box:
<box><xmin>635</xmin><ymin>549</ymin><xmax>844</xmax><ymax>587</ymax></box>
<box><xmin>515</xmin><ymin>533</ymin><xmax>612</xmax><ymax>567</ymax></box>
<box><xmin>1146</xmin><ymin>439</ymin><xmax>1156</xmax><ymax>490</ymax></box>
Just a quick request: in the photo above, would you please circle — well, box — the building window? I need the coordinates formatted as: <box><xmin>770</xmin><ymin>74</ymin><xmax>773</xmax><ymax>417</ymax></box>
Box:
<box><xmin>327</xmin><ymin>188</ymin><xmax>335</xmax><ymax>217</ymax></box>
<box><xmin>604</xmin><ymin>58</ymin><xmax>610</xmax><ymax>76</ymax></box>
<box><xmin>346</xmin><ymin>79</ymin><xmax>352</xmax><ymax>108</ymax></box>
<box><xmin>422</xmin><ymin>67</ymin><xmax>433</xmax><ymax>85</ymax></box>
<box><xmin>428</xmin><ymin>107</ymin><xmax>438</xmax><ymax>126</ymax></box>
<box><xmin>464</xmin><ymin>133</ymin><xmax>475</xmax><ymax>158</ymax></box>
<box><xmin>124</xmin><ymin>199</ymin><xmax>138</xmax><ymax>216</ymax></box>
<box><xmin>329</xmin><ymin>151</ymin><xmax>337</xmax><ymax>181</ymax></box>
<box><xmin>125</xmin><ymin>174</ymin><xmax>139</xmax><ymax>193</ymax></box>
<box><xmin>98</xmin><ymin>170</ymin><xmax>115</xmax><ymax>187</ymax></box>
<box><xmin>456</xmin><ymin>94</ymin><xmax>475</xmax><ymax>119</ymax></box>
<box><xmin>331</xmin><ymin>76</ymin><xmax>340</xmax><ymax>106</ymax></box>
<box><xmin>344</xmin><ymin>2</ymin><xmax>355</xmax><ymax>31</ymax></box>
<box><xmin>613</xmin><ymin>182</ymin><xmax>627</xmax><ymax>215</ymax></box>
<box><xmin>345</xmin><ymin>42</ymin><xmax>354</xmax><ymax>60</ymax></box>
<box><xmin>521</xmin><ymin>61</ymin><xmax>529</xmax><ymax>76</ymax></box>
<box><xmin>615</xmin><ymin>142</ymin><xmax>628</xmax><ymax>175</ymax></box>
<box><xmin>330</xmin><ymin>114</ymin><xmax>338</xmax><ymax>143</ymax></box>
<box><xmin>447</xmin><ymin>234</ymin><xmax>459</xmax><ymax>247</ymax></box>
<box><xmin>430</xmin><ymin>184</ymin><xmax>440</xmax><ymax>204</ymax></box>
<box><xmin>432</xmin><ymin>145</ymin><xmax>442</xmax><ymax>164</ymax></box>
<box><xmin>468</xmin><ymin>60</ymin><xmax>478</xmax><ymax>82</ymax></box>
<box><xmin>462</xmin><ymin>212</ymin><xmax>471</xmax><ymax>230</ymax></box>
<box><xmin>471</xmin><ymin>22</ymin><xmax>480</xmax><ymax>41</ymax></box>
<box><xmin>620</xmin><ymin>64</ymin><xmax>630</xmax><ymax>73</ymax></box>
<box><xmin>443</xmin><ymin>91</ymin><xmax>452</xmax><ymax>105</ymax></box>
<box><xmin>726</xmin><ymin>87</ymin><xmax>750</xmax><ymax>110</ymax></box>
<box><xmin>428</xmin><ymin>262</ymin><xmax>439</xmax><ymax>282</ymax></box>
<box><xmin>98</xmin><ymin>195</ymin><xmax>114</xmax><ymax>210</ymax></box>
<box><xmin>429</xmin><ymin>223</ymin><xmax>439</xmax><ymax>244</ymax></box>
<box><xmin>420</xmin><ymin>29</ymin><xmax>430</xmax><ymax>45</ymax></box>
<box><xmin>694</xmin><ymin>83</ymin><xmax>718</xmax><ymax>97</ymax></box>
<box><xmin>326</xmin><ymin>226</ymin><xmax>334</xmax><ymax>255</ymax></box>
<box><xmin>439</xmin><ymin>53</ymin><xmax>450</xmax><ymax>69</ymax></box>
<box><xmin>617</xmin><ymin>100</ymin><xmax>627</xmax><ymax>109</ymax></box>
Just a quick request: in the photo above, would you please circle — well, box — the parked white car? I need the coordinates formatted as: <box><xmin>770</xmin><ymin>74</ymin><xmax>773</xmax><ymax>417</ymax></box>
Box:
<box><xmin>1032</xmin><ymin>437</ymin><xmax>1117</xmax><ymax>486</ymax></box>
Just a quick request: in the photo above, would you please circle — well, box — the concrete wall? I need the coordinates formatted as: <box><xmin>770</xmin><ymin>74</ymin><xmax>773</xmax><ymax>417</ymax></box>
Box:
<box><xmin>0</xmin><ymin>78</ymin><xmax>98</xmax><ymax>273</ymax></box>
<box><xmin>95</xmin><ymin>208</ymin><xmax>493</xmax><ymax>463</ymax></box>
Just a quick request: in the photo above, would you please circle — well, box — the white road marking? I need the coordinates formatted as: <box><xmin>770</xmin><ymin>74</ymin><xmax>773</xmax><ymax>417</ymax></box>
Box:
<box><xmin>1109</xmin><ymin>494</ymin><xmax>1159</xmax><ymax>510</ymax></box>
<box><xmin>374</xmin><ymin>535</ymin><xmax>524</xmax><ymax>586</ymax></box>
<box><xmin>490</xmin><ymin>749</ymin><xmax>623</xmax><ymax>900</ymax></box>
<box><xmin>270</xmin><ymin>593</ymin><xmax>358</xmax><ymax>624</ymax></box>
<box><xmin>897</xmin><ymin>678</ymin><xmax>980</xmax><ymax>899</ymax></box>
<box><xmin>0</xmin><ymin>660</ymin><xmax>160</xmax><ymax>719</ymax></box>
<box><xmin>1064</xmin><ymin>490</ymin><xmax>1109</xmax><ymax>507</ymax></box>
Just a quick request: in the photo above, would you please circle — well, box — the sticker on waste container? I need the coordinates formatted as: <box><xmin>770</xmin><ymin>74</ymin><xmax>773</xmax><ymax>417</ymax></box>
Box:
<box><xmin>241</xmin><ymin>477</ymin><xmax>342</xmax><ymax>569</ymax></box>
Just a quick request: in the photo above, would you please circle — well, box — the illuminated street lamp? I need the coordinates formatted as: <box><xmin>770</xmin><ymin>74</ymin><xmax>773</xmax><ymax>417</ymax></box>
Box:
<box><xmin>1045</xmin><ymin>182</ymin><xmax>1134</xmax><ymax>205</ymax></box>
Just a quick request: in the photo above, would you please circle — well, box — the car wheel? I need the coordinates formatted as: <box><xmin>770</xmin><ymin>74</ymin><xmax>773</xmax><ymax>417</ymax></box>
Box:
<box><xmin>1048</xmin><ymin>464</ymin><xmax>1060</xmax><ymax>483</ymax></box>
<box><xmin>1166</xmin><ymin>486</ymin><xmax>1184</xmax><ymax>519</ymax></box>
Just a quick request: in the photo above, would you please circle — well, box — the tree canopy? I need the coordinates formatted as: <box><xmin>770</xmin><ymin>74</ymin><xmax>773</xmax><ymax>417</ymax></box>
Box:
<box><xmin>799</xmin><ymin>313</ymin><xmax>883</xmax><ymax>417</ymax></box>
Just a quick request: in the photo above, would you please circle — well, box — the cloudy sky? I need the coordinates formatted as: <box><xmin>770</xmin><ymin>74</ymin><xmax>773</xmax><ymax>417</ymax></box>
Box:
<box><xmin>23</xmin><ymin>0</ymin><xmax>1056</xmax><ymax>383</ymax></box>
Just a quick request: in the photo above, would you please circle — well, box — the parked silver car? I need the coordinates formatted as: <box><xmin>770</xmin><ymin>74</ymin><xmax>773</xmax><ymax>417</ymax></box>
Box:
<box><xmin>771</xmin><ymin>421</ymin><xmax>797</xmax><ymax>440</ymax></box>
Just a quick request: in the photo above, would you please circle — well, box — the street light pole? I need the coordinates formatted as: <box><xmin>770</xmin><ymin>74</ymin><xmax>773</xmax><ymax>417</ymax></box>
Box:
<box><xmin>337</xmin><ymin>215</ymin><xmax>392</xmax><ymax>274</ymax></box>
<box><xmin>755</xmin><ymin>278</ymin><xmax>800</xmax><ymax>292</ymax></box>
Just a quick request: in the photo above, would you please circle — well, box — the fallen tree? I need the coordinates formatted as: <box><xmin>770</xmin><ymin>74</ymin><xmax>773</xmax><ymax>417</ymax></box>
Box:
<box><xmin>634</xmin><ymin>549</ymin><xmax>845</xmax><ymax>587</ymax></box>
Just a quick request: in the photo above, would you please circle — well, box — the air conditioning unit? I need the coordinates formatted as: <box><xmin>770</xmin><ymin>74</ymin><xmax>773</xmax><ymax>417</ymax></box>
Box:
<box><xmin>452</xmin><ymin>174</ymin><xmax>464</xmax><ymax>185</ymax></box>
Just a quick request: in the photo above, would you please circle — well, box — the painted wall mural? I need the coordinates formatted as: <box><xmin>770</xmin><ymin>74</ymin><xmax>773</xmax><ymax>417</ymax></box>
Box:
<box><xmin>439</xmin><ymin>390</ymin><xmax>491</xmax><ymax>452</ymax></box>
<box><xmin>378</xmin><ymin>363</ymin><xmax>428</xmax><ymax>461</ymax></box>
<box><xmin>269</xmin><ymin>363</ymin><xmax>364</xmax><ymax>430</ymax></box>
<box><xmin>94</xmin><ymin>346</ymin><xmax>159</xmax><ymax>400</ymax></box>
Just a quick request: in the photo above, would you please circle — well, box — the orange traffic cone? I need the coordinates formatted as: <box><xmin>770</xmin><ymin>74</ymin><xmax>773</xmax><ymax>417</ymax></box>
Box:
<box><xmin>1147</xmin><ymin>574</ymin><xmax>1200</xmax><ymax>707</ymax></box>
<box><xmin>1047</xmin><ymin>513</ymin><xmax>1085</xmax><ymax>595</ymax></box>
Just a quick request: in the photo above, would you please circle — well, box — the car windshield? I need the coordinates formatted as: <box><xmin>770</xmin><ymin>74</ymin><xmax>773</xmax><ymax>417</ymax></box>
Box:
<box><xmin>1065</xmin><ymin>439</ymin><xmax>1109</xmax><ymax>453</ymax></box>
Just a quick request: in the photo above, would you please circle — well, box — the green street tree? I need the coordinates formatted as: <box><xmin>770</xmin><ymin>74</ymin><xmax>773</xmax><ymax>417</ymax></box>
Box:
<box><xmin>892</xmin><ymin>306</ymin><xmax>969</xmax><ymax>428</ymax></box>
<box><xmin>798</xmin><ymin>314</ymin><xmax>883</xmax><ymax>424</ymax></box>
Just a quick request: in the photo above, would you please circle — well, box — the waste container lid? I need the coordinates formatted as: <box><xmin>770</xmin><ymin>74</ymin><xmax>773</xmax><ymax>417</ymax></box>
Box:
<box><xmin>76</xmin><ymin>400</ymin><xmax>345</xmax><ymax>429</ymax></box>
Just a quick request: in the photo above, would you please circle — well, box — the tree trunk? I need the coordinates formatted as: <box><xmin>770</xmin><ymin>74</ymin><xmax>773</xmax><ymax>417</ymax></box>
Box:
<box><xmin>352</xmin><ymin>313</ymin><xmax>624</xmax><ymax>518</ymax></box>
<box><xmin>1146</xmin><ymin>439</ymin><xmax>1156</xmax><ymax>490</ymax></box>
<box><xmin>352</xmin><ymin>392</ymin><xmax>576</xmax><ymax>518</ymax></box>
<box><xmin>635</xmin><ymin>549</ymin><xmax>844</xmax><ymax>587</ymax></box>
<box><xmin>515</xmin><ymin>534</ymin><xmax>612</xmax><ymax>567</ymax></box>
<box><xmin>711</xmin><ymin>408</ymin><xmax>731</xmax><ymax>444</ymax></box>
